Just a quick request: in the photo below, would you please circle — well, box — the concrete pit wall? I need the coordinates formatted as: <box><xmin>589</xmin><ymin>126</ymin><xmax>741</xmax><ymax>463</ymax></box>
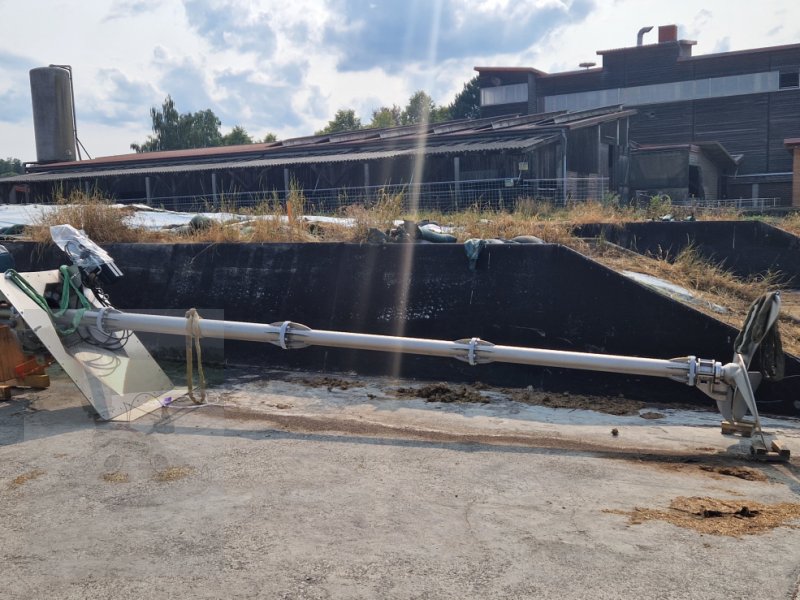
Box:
<box><xmin>5</xmin><ymin>241</ymin><xmax>799</xmax><ymax>415</ymax></box>
<box><xmin>576</xmin><ymin>221</ymin><xmax>800</xmax><ymax>287</ymax></box>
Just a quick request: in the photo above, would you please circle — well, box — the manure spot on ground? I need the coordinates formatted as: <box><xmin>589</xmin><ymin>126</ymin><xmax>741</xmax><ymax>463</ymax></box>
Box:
<box><xmin>102</xmin><ymin>471</ymin><xmax>129</xmax><ymax>484</ymax></box>
<box><xmin>699</xmin><ymin>465</ymin><xmax>768</xmax><ymax>482</ymax></box>
<box><xmin>9</xmin><ymin>469</ymin><xmax>45</xmax><ymax>488</ymax></box>
<box><xmin>394</xmin><ymin>383</ymin><xmax>488</xmax><ymax>404</ymax></box>
<box><xmin>153</xmin><ymin>466</ymin><xmax>195</xmax><ymax>483</ymax></box>
<box><xmin>638</xmin><ymin>459</ymin><xmax>768</xmax><ymax>482</ymax></box>
<box><xmin>606</xmin><ymin>496</ymin><xmax>800</xmax><ymax>537</ymax></box>
<box><xmin>294</xmin><ymin>376</ymin><xmax>360</xmax><ymax>391</ymax></box>
<box><xmin>640</xmin><ymin>411</ymin><xmax>665</xmax><ymax>420</ymax></box>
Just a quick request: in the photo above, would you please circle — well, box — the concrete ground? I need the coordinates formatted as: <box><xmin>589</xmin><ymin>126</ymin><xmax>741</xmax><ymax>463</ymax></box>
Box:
<box><xmin>1</xmin><ymin>367</ymin><xmax>800</xmax><ymax>600</ymax></box>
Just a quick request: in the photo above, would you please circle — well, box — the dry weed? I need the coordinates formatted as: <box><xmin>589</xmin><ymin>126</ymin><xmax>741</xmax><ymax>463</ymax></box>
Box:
<box><xmin>30</xmin><ymin>190</ymin><xmax>159</xmax><ymax>244</ymax></box>
<box><xmin>777</xmin><ymin>212</ymin><xmax>800</xmax><ymax>237</ymax></box>
<box><xmin>607</xmin><ymin>496</ymin><xmax>800</xmax><ymax>537</ymax></box>
<box><xmin>345</xmin><ymin>189</ymin><xmax>405</xmax><ymax>242</ymax></box>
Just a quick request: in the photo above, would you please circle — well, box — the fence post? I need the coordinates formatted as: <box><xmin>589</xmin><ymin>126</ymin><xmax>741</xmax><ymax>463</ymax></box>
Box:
<box><xmin>363</xmin><ymin>163</ymin><xmax>370</xmax><ymax>203</ymax></box>
<box><xmin>211</xmin><ymin>172</ymin><xmax>218</xmax><ymax>208</ymax></box>
<box><xmin>453</xmin><ymin>156</ymin><xmax>461</xmax><ymax>211</ymax></box>
<box><xmin>145</xmin><ymin>176</ymin><xmax>151</xmax><ymax>206</ymax></box>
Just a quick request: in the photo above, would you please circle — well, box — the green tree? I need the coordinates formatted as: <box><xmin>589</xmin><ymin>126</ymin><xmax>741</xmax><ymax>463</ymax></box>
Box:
<box><xmin>400</xmin><ymin>91</ymin><xmax>434</xmax><ymax>126</ymax></box>
<box><xmin>0</xmin><ymin>157</ymin><xmax>23</xmax><ymax>178</ymax></box>
<box><xmin>184</xmin><ymin>108</ymin><xmax>223</xmax><ymax>148</ymax></box>
<box><xmin>261</xmin><ymin>132</ymin><xmax>278</xmax><ymax>143</ymax></box>
<box><xmin>400</xmin><ymin>91</ymin><xmax>450</xmax><ymax>125</ymax></box>
<box><xmin>368</xmin><ymin>105</ymin><xmax>402</xmax><ymax>128</ymax></box>
<box><xmin>221</xmin><ymin>125</ymin><xmax>253</xmax><ymax>146</ymax></box>
<box><xmin>131</xmin><ymin>95</ymin><xmax>224</xmax><ymax>152</ymax></box>
<box><xmin>315</xmin><ymin>109</ymin><xmax>363</xmax><ymax>135</ymax></box>
<box><xmin>447</xmin><ymin>75</ymin><xmax>481</xmax><ymax>120</ymax></box>
<box><xmin>431</xmin><ymin>105</ymin><xmax>451</xmax><ymax>123</ymax></box>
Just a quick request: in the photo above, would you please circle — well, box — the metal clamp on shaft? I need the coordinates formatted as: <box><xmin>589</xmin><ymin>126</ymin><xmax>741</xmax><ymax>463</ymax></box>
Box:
<box><xmin>454</xmin><ymin>337</ymin><xmax>495</xmax><ymax>365</ymax></box>
<box><xmin>278</xmin><ymin>321</ymin><xmax>291</xmax><ymax>350</ymax></box>
<box><xmin>268</xmin><ymin>321</ymin><xmax>311</xmax><ymax>349</ymax></box>
<box><xmin>467</xmin><ymin>337</ymin><xmax>479</xmax><ymax>366</ymax></box>
<box><xmin>96</xmin><ymin>306</ymin><xmax>112</xmax><ymax>336</ymax></box>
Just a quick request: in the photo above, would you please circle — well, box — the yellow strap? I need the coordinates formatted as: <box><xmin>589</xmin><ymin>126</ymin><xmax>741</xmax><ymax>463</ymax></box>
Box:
<box><xmin>185</xmin><ymin>308</ymin><xmax>206</xmax><ymax>404</ymax></box>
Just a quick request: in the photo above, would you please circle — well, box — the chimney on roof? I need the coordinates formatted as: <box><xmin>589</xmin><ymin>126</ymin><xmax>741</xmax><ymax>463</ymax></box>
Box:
<box><xmin>658</xmin><ymin>24</ymin><xmax>678</xmax><ymax>43</ymax></box>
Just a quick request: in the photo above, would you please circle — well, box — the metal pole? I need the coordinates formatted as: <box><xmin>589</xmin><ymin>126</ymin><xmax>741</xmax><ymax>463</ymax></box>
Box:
<box><xmin>61</xmin><ymin>309</ymin><xmax>692</xmax><ymax>382</ymax></box>
<box><xmin>454</xmin><ymin>156</ymin><xmax>461</xmax><ymax>211</ymax></box>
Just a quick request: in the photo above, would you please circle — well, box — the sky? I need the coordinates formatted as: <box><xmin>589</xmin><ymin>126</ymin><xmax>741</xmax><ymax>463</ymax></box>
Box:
<box><xmin>0</xmin><ymin>0</ymin><xmax>798</xmax><ymax>161</ymax></box>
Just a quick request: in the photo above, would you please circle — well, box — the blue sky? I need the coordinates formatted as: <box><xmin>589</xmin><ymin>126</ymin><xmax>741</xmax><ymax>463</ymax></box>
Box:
<box><xmin>1</xmin><ymin>0</ymin><xmax>798</xmax><ymax>160</ymax></box>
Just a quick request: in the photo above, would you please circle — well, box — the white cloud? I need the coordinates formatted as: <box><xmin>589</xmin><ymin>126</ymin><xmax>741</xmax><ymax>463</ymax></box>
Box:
<box><xmin>0</xmin><ymin>0</ymin><xmax>799</xmax><ymax>161</ymax></box>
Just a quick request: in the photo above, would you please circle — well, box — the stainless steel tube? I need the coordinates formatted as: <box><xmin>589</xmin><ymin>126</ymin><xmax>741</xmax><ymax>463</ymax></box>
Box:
<box><xmin>60</xmin><ymin>309</ymin><xmax>690</xmax><ymax>381</ymax></box>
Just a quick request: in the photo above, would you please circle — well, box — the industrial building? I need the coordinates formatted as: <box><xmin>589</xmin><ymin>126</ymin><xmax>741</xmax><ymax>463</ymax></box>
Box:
<box><xmin>476</xmin><ymin>25</ymin><xmax>800</xmax><ymax>206</ymax></box>
<box><xmin>4</xmin><ymin>27</ymin><xmax>799</xmax><ymax>209</ymax></box>
<box><xmin>0</xmin><ymin>104</ymin><xmax>632</xmax><ymax>210</ymax></box>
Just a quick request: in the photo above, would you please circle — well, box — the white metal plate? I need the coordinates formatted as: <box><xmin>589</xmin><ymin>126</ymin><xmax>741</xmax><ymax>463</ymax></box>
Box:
<box><xmin>0</xmin><ymin>270</ymin><xmax>184</xmax><ymax>421</ymax></box>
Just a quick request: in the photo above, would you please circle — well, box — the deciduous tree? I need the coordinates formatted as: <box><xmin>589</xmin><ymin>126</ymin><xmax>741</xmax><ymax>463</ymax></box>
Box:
<box><xmin>315</xmin><ymin>109</ymin><xmax>363</xmax><ymax>135</ymax></box>
<box><xmin>131</xmin><ymin>96</ymin><xmax>226</xmax><ymax>152</ymax></box>
<box><xmin>369</xmin><ymin>105</ymin><xmax>402</xmax><ymax>128</ymax></box>
<box><xmin>221</xmin><ymin>125</ymin><xmax>253</xmax><ymax>146</ymax></box>
<box><xmin>0</xmin><ymin>157</ymin><xmax>23</xmax><ymax>178</ymax></box>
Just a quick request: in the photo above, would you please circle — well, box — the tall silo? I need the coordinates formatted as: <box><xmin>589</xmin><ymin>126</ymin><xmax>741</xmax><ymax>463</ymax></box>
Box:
<box><xmin>29</xmin><ymin>66</ymin><xmax>77</xmax><ymax>163</ymax></box>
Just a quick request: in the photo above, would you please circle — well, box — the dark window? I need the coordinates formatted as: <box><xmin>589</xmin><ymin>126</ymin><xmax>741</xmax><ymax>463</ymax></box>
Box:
<box><xmin>779</xmin><ymin>70</ymin><xmax>799</xmax><ymax>89</ymax></box>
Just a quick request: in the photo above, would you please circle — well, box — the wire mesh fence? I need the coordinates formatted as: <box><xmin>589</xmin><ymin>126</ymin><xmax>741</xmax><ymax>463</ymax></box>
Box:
<box><xmin>687</xmin><ymin>197</ymin><xmax>782</xmax><ymax>212</ymax></box>
<box><xmin>127</xmin><ymin>177</ymin><xmax>611</xmax><ymax>214</ymax></box>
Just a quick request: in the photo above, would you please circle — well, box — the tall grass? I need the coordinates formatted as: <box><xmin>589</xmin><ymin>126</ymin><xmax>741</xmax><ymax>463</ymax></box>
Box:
<box><xmin>30</xmin><ymin>189</ymin><xmax>160</xmax><ymax>243</ymax></box>
<box><xmin>779</xmin><ymin>211</ymin><xmax>800</xmax><ymax>237</ymax></box>
<box><xmin>344</xmin><ymin>189</ymin><xmax>405</xmax><ymax>242</ymax></box>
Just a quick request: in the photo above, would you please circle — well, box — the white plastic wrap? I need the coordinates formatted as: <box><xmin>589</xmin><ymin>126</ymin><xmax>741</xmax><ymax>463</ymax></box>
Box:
<box><xmin>50</xmin><ymin>224</ymin><xmax>114</xmax><ymax>271</ymax></box>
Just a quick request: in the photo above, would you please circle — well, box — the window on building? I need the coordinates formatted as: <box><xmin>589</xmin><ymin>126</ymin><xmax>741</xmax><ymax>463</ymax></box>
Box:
<box><xmin>779</xmin><ymin>70</ymin><xmax>800</xmax><ymax>89</ymax></box>
<box><xmin>544</xmin><ymin>71</ymin><xmax>782</xmax><ymax>112</ymax></box>
<box><xmin>480</xmin><ymin>83</ymin><xmax>528</xmax><ymax>106</ymax></box>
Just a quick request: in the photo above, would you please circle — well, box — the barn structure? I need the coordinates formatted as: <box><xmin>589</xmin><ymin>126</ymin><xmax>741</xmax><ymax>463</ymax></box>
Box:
<box><xmin>0</xmin><ymin>106</ymin><xmax>632</xmax><ymax>211</ymax></box>
<box><xmin>476</xmin><ymin>25</ymin><xmax>800</xmax><ymax>206</ymax></box>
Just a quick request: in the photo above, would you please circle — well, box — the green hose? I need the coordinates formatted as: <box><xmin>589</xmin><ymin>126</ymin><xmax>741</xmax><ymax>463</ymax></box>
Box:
<box><xmin>6</xmin><ymin>266</ymin><xmax>93</xmax><ymax>335</ymax></box>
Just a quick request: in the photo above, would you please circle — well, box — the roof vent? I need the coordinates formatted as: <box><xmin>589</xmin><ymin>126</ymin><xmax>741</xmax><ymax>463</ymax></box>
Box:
<box><xmin>637</xmin><ymin>26</ymin><xmax>653</xmax><ymax>46</ymax></box>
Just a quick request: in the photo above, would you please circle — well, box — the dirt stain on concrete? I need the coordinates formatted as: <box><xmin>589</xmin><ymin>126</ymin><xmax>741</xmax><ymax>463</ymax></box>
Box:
<box><xmin>102</xmin><ymin>471</ymin><xmax>130</xmax><ymax>484</ymax></box>
<box><xmin>607</xmin><ymin>496</ymin><xmax>800</xmax><ymax>537</ymax></box>
<box><xmin>9</xmin><ymin>469</ymin><xmax>45</xmax><ymax>489</ymax></box>
<box><xmin>153</xmin><ymin>466</ymin><xmax>195</xmax><ymax>483</ymax></box>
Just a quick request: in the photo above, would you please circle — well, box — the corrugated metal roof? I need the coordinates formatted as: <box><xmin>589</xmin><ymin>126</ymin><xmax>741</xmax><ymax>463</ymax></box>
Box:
<box><xmin>28</xmin><ymin>105</ymin><xmax>632</xmax><ymax>174</ymax></box>
<box><xmin>7</xmin><ymin>136</ymin><xmax>555</xmax><ymax>183</ymax></box>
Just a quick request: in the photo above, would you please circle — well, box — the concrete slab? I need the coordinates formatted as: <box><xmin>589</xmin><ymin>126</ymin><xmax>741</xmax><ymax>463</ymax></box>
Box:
<box><xmin>1</xmin><ymin>367</ymin><xmax>799</xmax><ymax>599</ymax></box>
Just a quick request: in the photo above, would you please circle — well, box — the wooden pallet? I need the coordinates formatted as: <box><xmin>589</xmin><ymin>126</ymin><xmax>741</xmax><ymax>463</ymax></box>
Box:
<box><xmin>721</xmin><ymin>420</ymin><xmax>756</xmax><ymax>437</ymax></box>
<box><xmin>0</xmin><ymin>373</ymin><xmax>51</xmax><ymax>400</ymax></box>
<box><xmin>751</xmin><ymin>439</ymin><xmax>791</xmax><ymax>462</ymax></box>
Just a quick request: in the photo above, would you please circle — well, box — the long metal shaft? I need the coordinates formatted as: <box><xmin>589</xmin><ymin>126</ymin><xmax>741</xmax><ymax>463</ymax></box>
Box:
<box><xmin>61</xmin><ymin>309</ymin><xmax>694</xmax><ymax>383</ymax></box>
